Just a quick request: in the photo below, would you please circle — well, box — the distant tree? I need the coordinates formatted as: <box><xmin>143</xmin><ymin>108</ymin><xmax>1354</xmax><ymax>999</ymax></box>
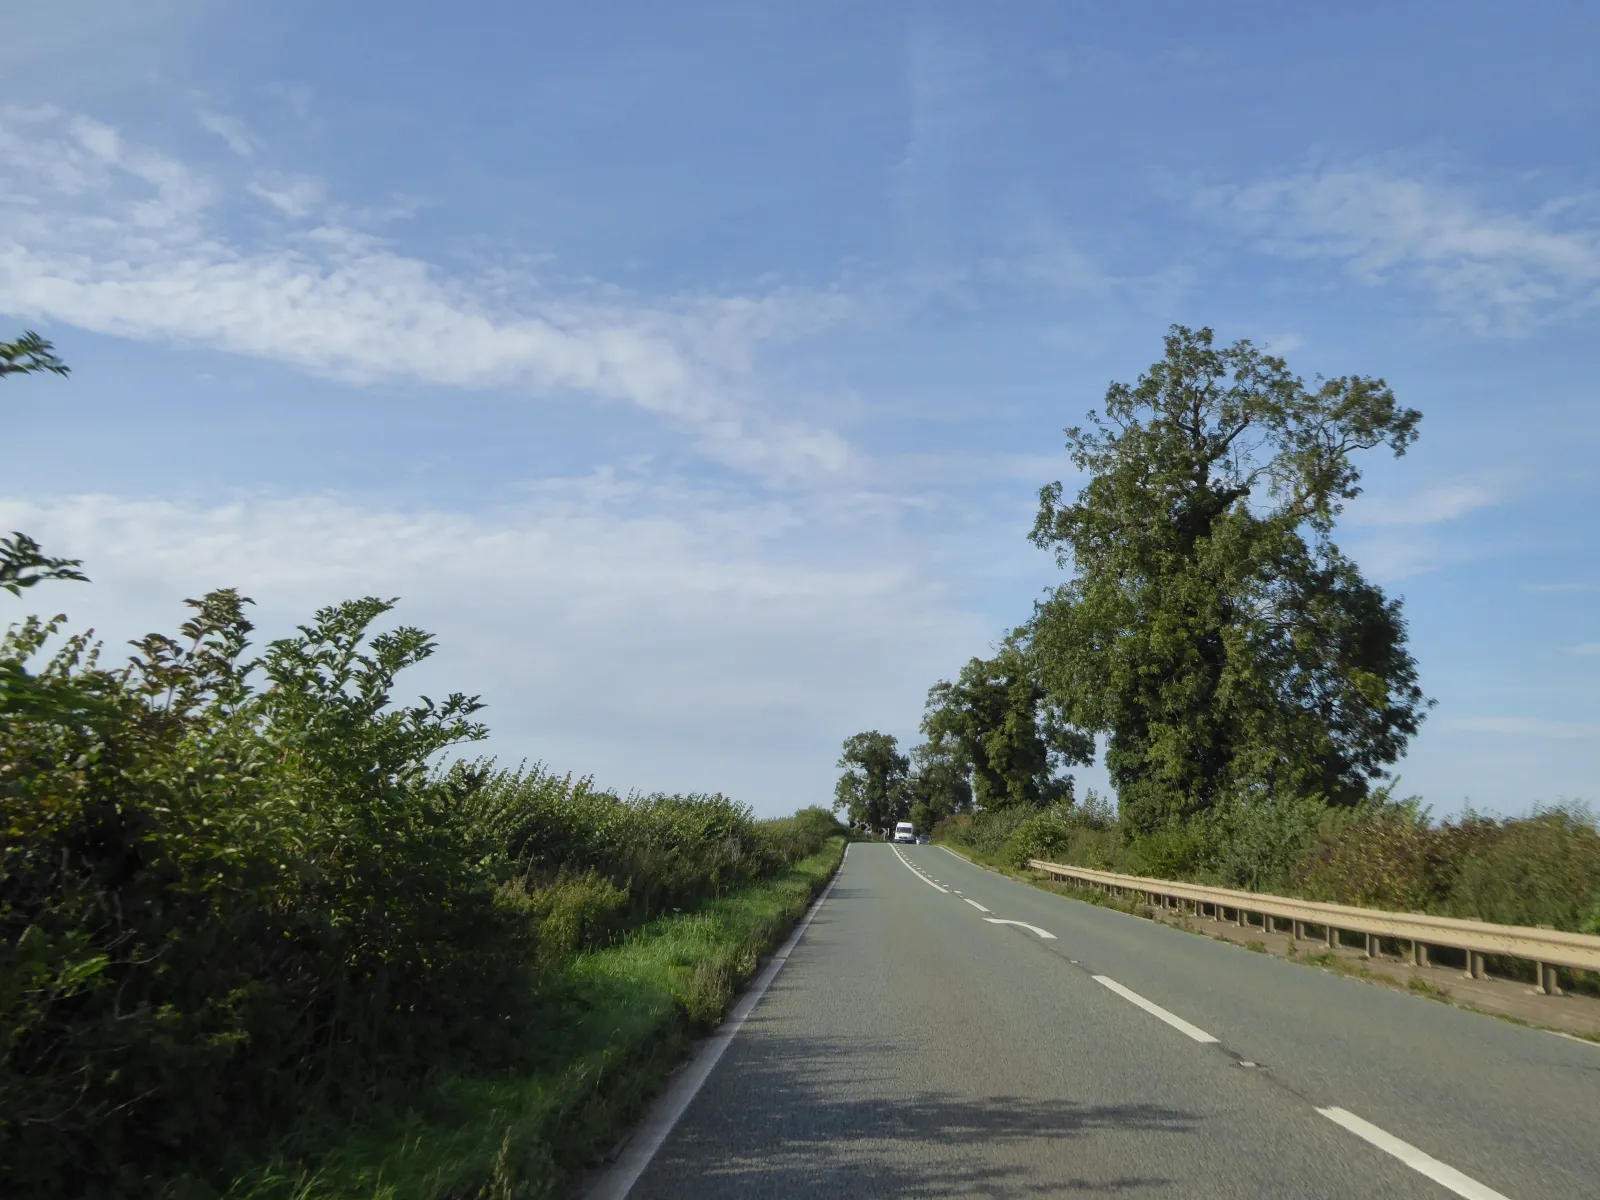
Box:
<box><xmin>921</xmin><ymin>643</ymin><xmax>1092</xmax><ymax>811</ymax></box>
<box><xmin>905</xmin><ymin>739</ymin><xmax>973</xmax><ymax>833</ymax></box>
<box><xmin>833</xmin><ymin>730</ymin><xmax>910</xmax><ymax>834</ymax></box>
<box><xmin>1027</xmin><ymin>325</ymin><xmax>1428</xmax><ymax>835</ymax></box>
<box><xmin>1</xmin><ymin>332</ymin><xmax>85</xmax><ymax>596</ymax></box>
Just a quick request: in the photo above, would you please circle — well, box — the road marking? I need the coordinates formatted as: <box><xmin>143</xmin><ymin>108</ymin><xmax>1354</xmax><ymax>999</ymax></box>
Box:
<box><xmin>891</xmin><ymin>845</ymin><xmax>950</xmax><ymax>892</ymax></box>
<box><xmin>964</xmin><ymin>898</ymin><xmax>991</xmax><ymax>913</ymax></box>
<box><xmin>1092</xmin><ymin>975</ymin><xmax>1218</xmax><ymax>1044</ymax></box>
<box><xmin>984</xmin><ymin>918</ymin><xmax>1056</xmax><ymax>939</ymax></box>
<box><xmin>1316</xmin><ymin>1107</ymin><xmax>1511</xmax><ymax>1200</ymax></box>
<box><xmin>585</xmin><ymin>845</ymin><xmax>847</xmax><ymax>1200</ymax></box>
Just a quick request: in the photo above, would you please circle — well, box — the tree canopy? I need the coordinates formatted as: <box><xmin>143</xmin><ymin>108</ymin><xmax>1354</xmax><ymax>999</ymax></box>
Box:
<box><xmin>920</xmin><ymin>643</ymin><xmax>1092</xmax><ymax>811</ymax></box>
<box><xmin>832</xmin><ymin>730</ymin><xmax>910</xmax><ymax>833</ymax></box>
<box><xmin>1027</xmin><ymin>325</ymin><xmax>1428</xmax><ymax>835</ymax></box>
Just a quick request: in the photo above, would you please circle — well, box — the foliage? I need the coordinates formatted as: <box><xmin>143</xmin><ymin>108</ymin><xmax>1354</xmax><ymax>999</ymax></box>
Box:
<box><xmin>904</xmin><ymin>739</ymin><xmax>972</xmax><ymax>834</ymax></box>
<box><xmin>832</xmin><ymin>730</ymin><xmax>909</xmax><ymax>833</ymax></box>
<box><xmin>220</xmin><ymin>840</ymin><xmax>846</xmax><ymax>1200</ymax></box>
<box><xmin>2</xmin><ymin>580</ymin><xmax>843</xmax><ymax>1197</ymax></box>
<box><xmin>1294</xmin><ymin>800</ymin><xmax>1600</xmax><ymax>930</ymax></box>
<box><xmin>920</xmin><ymin>643</ymin><xmax>1092</xmax><ymax>811</ymax></box>
<box><xmin>1</xmin><ymin>590</ymin><xmax>525</xmax><ymax>1197</ymax></box>
<box><xmin>2</xmin><ymin>333</ymin><xmax>85</xmax><ymax>599</ymax></box>
<box><xmin>1027</xmin><ymin>325</ymin><xmax>1428</xmax><ymax>835</ymax></box>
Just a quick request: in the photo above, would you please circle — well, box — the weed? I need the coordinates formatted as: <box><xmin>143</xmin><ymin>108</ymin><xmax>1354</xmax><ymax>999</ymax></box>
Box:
<box><xmin>1408</xmin><ymin>976</ymin><xmax>1451</xmax><ymax>1000</ymax></box>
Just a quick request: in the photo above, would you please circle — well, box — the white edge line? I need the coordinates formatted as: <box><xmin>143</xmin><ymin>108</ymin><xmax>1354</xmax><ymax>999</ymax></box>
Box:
<box><xmin>983</xmin><ymin>917</ymin><xmax>1057</xmax><ymax>940</ymax></box>
<box><xmin>891</xmin><ymin>845</ymin><xmax>950</xmax><ymax>892</ymax></box>
<box><xmin>1315</xmin><ymin>1107</ymin><xmax>1511</xmax><ymax>1200</ymax></box>
<box><xmin>585</xmin><ymin>844</ymin><xmax>848</xmax><ymax>1200</ymax></box>
<box><xmin>963</xmin><ymin>898</ymin><xmax>991</xmax><ymax>913</ymax></box>
<box><xmin>1092</xmin><ymin>975</ymin><xmax>1218</xmax><ymax>1044</ymax></box>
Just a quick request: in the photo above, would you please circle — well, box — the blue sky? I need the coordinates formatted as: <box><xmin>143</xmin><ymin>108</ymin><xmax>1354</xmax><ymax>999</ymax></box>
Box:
<box><xmin>2</xmin><ymin>1</ymin><xmax>1598</xmax><ymax>816</ymax></box>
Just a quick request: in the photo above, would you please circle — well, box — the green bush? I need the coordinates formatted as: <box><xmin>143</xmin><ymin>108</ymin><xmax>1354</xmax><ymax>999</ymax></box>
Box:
<box><xmin>1284</xmin><ymin>800</ymin><xmax>1600</xmax><ymax>932</ymax></box>
<box><xmin>1</xmin><ymin>589</ymin><xmax>841</xmax><ymax>1198</ymax></box>
<box><xmin>757</xmin><ymin>806</ymin><xmax>851</xmax><ymax>863</ymax></box>
<box><xmin>1442</xmin><ymin>806</ymin><xmax>1600</xmax><ymax>929</ymax></box>
<box><xmin>1</xmin><ymin>592</ymin><xmax>529</xmax><ymax>1197</ymax></box>
<box><xmin>468</xmin><ymin>767</ymin><xmax>827</xmax><ymax>945</ymax></box>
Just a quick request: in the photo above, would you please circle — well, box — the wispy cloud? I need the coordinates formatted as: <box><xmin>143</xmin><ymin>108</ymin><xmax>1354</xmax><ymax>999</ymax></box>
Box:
<box><xmin>1444</xmin><ymin>716</ymin><xmax>1600</xmax><ymax>741</ymax></box>
<box><xmin>1563</xmin><ymin>642</ymin><xmax>1600</xmax><ymax>657</ymax></box>
<box><xmin>1523</xmin><ymin>581</ymin><xmax>1599</xmax><ymax>595</ymax></box>
<box><xmin>1346</xmin><ymin>479</ymin><xmax>1507</xmax><ymax>527</ymax></box>
<box><xmin>1199</xmin><ymin>166</ymin><xmax>1600</xmax><ymax>332</ymax></box>
<box><xmin>198</xmin><ymin>111</ymin><xmax>256</xmax><ymax>158</ymax></box>
<box><xmin>0</xmin><ymin>107</ymin><xmax>858</xmax><ymax>482</ymax></box>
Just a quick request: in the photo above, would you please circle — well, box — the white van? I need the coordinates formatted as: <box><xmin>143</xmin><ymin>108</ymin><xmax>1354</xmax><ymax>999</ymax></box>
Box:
<box><xmin>892</xmin><ymin>821</ymin><xmax>916</xmax><ymax>844</ymax></box>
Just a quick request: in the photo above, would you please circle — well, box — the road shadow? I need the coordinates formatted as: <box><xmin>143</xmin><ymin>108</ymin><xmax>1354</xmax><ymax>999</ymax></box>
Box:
<box><xmin>632</xmin><ymin>1031</ymin><xmax>1190</xmax><ymax>1197</ymax></box>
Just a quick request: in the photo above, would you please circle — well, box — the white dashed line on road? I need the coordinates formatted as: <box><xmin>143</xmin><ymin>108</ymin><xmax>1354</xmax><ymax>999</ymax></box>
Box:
<box><xmin>1092</xmin><ymin>975</ymin><xmax>1218</xmax><ymax>1044</ymax></box>
<box><xmin>1316</xmin><ymin>1107</ymin><xmax>1511</xmax><ymax>1200</ymax></box>
<box><xmin>984</xmin><ymin>918</ymin><xmax>1056</xmax><ymax>940</ymax></box>
<box><xmin>964</xmin><ymin>898</ymin><xmax>991</xmax><ymax>913</ymax></box>
<box><xmin>891</xmin><ymin>845</ymin><xmax>950</xmax><ymax>893</ymax></box>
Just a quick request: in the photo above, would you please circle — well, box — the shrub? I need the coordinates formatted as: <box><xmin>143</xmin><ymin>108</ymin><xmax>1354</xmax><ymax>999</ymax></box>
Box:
<box><xmin>1442</xmin><ymin>805</ymin><xmax>1600</xmax><ymax>930</ymax></box>
<box><xmin>1</xmin><ymin>592</ymin><xmax>528</xmax><ymax>1197</ymax></box>
<box><xmin>468</xmin><ymin>766</ymin><xmax>808</xmax><ymax>940</ymax></box>
<box><xmin>757</xmin><ymin>806</ymin><xmax>850</xmax><ymax>863</ymax></box>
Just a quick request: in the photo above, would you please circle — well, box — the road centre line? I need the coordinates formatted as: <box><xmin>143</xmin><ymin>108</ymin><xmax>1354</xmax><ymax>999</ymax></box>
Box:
<box><xmin>585</xmin><ymin>845</ymin><xmax>847</xmax><ymax>1200</ymax></box>
<box><xmin>964</xmin><ymin>898</ymin><xmax>991</xmax><ymax>913</ymax></box>
<box><xmin>1316</xmin><ymin>1107</ymin><xmax>1511</xmax><ymax>1200</ymax></box>
<box><xmin>891</xmin><ymin>845</ymin><xmax>949</xmax><ymax>893</ymax></box>
<box><xmin>984</xmin><ymin>918</ymin><xmax>1056</xmax><ymax>940</ymax></box>
<box><xmin>1092</xmin><ymin>975</ymin><xmax>1219</xmax><ymax>1044</ymax></box>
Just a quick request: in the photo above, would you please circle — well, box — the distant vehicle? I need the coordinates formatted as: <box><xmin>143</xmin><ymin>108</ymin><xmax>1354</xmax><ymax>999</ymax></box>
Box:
<box><xmin>892</xmin><ymin>821</ymin><xmax>916</xmax><ymax>844</ymax></box>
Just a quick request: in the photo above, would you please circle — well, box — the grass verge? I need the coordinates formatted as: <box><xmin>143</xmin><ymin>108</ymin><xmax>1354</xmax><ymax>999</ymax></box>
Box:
<box><xmin>217</xmin><ymin>838</ymin><xmax>847</xmax><ymax>1200</ymax></box>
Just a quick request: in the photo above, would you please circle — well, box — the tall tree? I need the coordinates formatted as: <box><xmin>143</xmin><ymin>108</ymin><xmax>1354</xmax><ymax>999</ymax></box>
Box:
<box><xmin>832</xmin><ymin>730</ymin><xmax>910</xmax><ymax>833</ymax></box>
<box><xmin>921</xmin><ymin>643</ymin><xmax>1092</xmax><ymax>811</ymax></box>
<box><xmin>1027</xmin><ymin>325</ymin><xmax>1428</xmax><ymax>835</ymax></box>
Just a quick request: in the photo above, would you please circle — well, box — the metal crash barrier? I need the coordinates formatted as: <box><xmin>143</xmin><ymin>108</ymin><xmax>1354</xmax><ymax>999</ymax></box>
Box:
<box><xmin>1028</xmin><ymin>858</ymin><xmax>1600</xmax><ymax>996</ymax></box>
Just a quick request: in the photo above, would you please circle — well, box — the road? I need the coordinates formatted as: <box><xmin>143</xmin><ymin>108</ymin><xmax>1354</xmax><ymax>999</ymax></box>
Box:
<box><xmin>625</xmin><ymin>843</ymin><xmax>1600</xmax><ymax>1198</ymax></box>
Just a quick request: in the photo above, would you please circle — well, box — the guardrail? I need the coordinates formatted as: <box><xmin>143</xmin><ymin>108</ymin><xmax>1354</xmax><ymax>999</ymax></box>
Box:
<box><xmin>1027</xmin><ymin>859</ymin><xmax>1600</xmax><ymax>996</ymax></box>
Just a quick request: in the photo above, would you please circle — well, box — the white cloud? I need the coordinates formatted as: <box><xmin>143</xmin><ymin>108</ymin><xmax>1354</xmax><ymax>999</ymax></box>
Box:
<box><xmin>198</xmin><ymin>111</ymin><xmax>256</xmax><ymax>158</ymax></box>
<box><xmin>1200</xmin><ymin>166</ymin><xmax>1600</xmax><ymax>332</ymax></box>
<box><xmin>245</xmin><ymin>172</ymin><xmax>326</xmax><ymax>217</ymax></box>
<box><xmin>1</xmin><ymin>484</ymin><xmax>985</xmax><ymax>814</ymax></box>
<box><xmin>1563</xmin><ymin>642</ymin><xmax>1600</xmax><ymax>657</ymax></box>
<box><xmin>1443</xmin><ymin>716</ymin><xmax>1600</xmax><ymax>741</ymax></box>
<box><xmin>0</xmin><ymin>107</ymin><xmax>858</xmax><ymax>482</ymax></box>
<box><xmin>1346</xmin><ymin>479</ymin><xmax>1506</xmax><ymax>527</ymax></box>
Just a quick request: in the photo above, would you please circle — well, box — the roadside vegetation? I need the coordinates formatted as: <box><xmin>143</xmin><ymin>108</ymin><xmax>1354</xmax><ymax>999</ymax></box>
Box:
<box><xmin>0</xmin><ymin>335</ymin><xmax>851</xmax><ymax>1197</ymax></box>
<box><xmin>836</xmin><ymin>326</ymin><xmax>1600</xmax><ymax>942</ymax></box>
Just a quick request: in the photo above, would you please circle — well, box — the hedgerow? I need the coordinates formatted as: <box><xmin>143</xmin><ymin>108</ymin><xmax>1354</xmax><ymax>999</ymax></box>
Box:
<box><xmin>0</xmin><ymin>586</ymin><xmax>846</xmax><ymax>1198</ymax></box>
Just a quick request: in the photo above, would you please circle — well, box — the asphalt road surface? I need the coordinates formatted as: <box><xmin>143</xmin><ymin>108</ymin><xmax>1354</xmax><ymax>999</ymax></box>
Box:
<box><xmin>626</xmin><ymin>843</ymin><xmax>1600</xmax><ymax>1199</ymax></box>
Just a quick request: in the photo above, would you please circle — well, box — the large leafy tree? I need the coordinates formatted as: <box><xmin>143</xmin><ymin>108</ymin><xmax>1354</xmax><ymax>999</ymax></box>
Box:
<box><xmin>832</xmin><ymin>730</ymin><xmax>910</xmax><ymax>833</ymax></box>
<box><xmin>920</xmin><ymin>643</ymin><xmax>1093</xmax><ymax>811</ymax></box>
<box><xmin>1027</xmin><ymin>325</ymin><xmax>1428</xmax><ymax>835</ymax></box>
